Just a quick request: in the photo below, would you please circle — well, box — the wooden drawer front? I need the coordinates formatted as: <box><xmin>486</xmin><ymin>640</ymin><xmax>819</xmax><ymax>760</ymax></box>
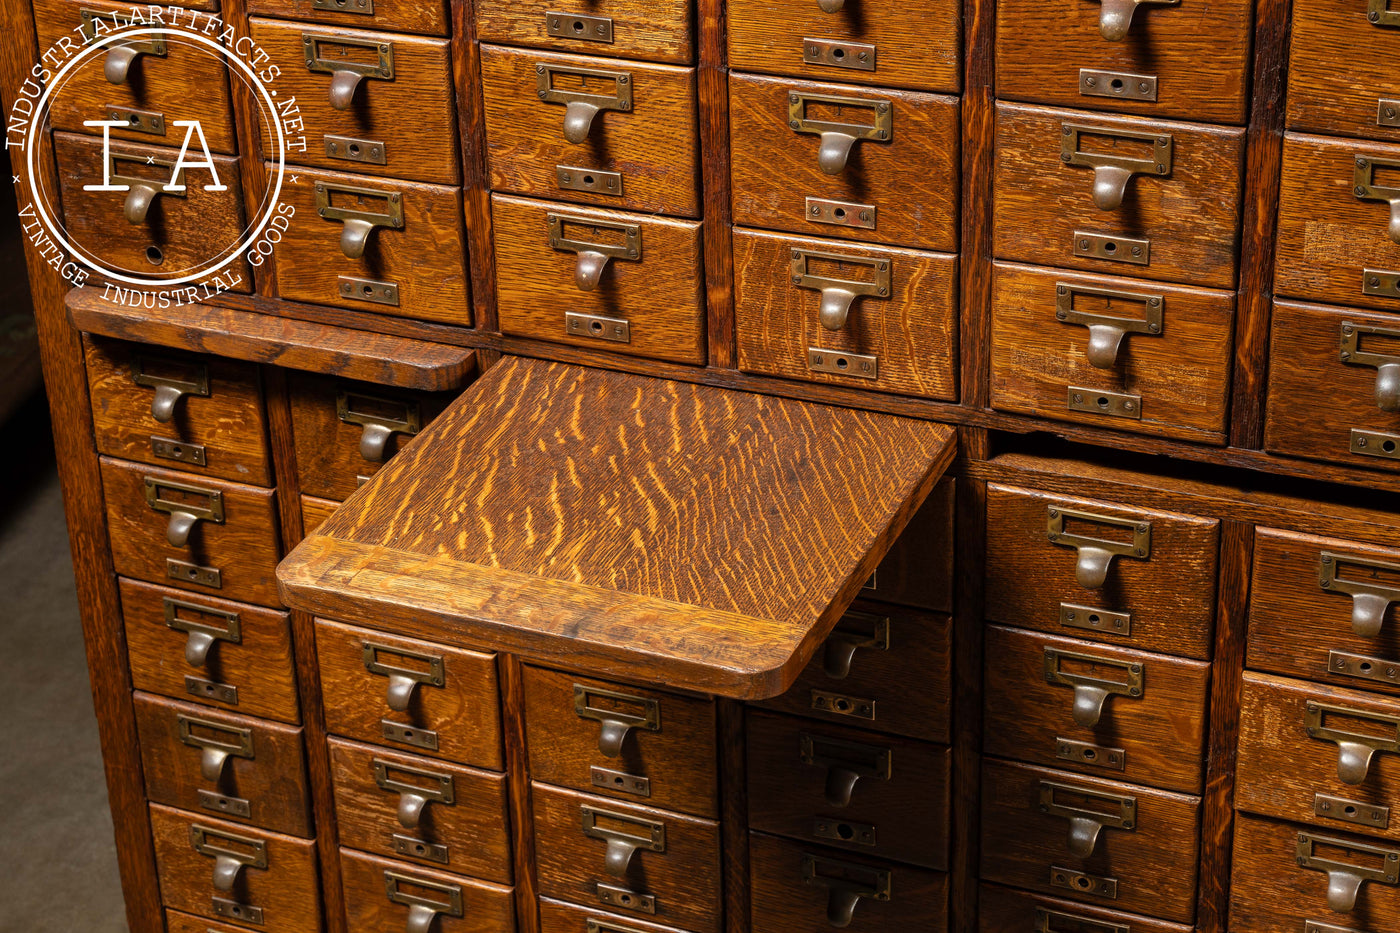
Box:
<box><xmin>102</xmin><ymin>458</ymin><xmax>282</xmax><ymax>607</ymax></box>
<box><xmin>149</xmin><ymin>804</ymin><xmax>321</xmax><ymax>932</ymax></box>
<box><xmin>746</xmin><ymin>710</ymin><xmax>951</xmax><ymax>870</ymax></box>
<box><xmin>729</xmin><ymin>72</ymin><xmax>959</xmax><ymax>251</ymax></box>
<box><xmin>55</xmin><ymin>133</ymin><xmax>251</xmax><ymax>292</ymax></box>
<box><xmin>302</xmin><ymin>495</ymin><xmax>339</xmax><ymax>535</ymax></box>
<box><xmin>984</xmin><ymin>483</ymin><xmax>1220</xmax><ymax>661</ymax></box>
<box><xmin>340</xmin><ymin>848</ymin><xmax>517</xmax><ymax>933</ymax></box>
<box><xmin>749</xmin><ymin>832</ymin><xmax>949</xmax><ymax>933</ymax></box>
<box><xmin>33</xmin><ymin>0</ymin><xmax>236</xmax><ymax>153</ymax></box>
<box><xmin>993</xmin><ymin>102</ymin><xmax>1245</xmax><ymax>290</ymax></box>
<box><xmin>539</xmin><ymin>897</ymin><xmax>693</xmax><ymax>933</ymax></box>
<box><xmin>1249</xmin><ymin>528</ymin><xmax>1400</xmax><ymax>697</ymax></box>
<box><xmin>248</xmin><ymin>0</ymin><xmax>449</xmax><ymax>37</ymax></box>
<box><xmin>122</xmin><ymin>580</ymin><xmax>300</xmax><ymax>724</ymax></box>
<box><xmin>983</xmin><ymin>626</ymin><xmax>1210</xmax><ymax>794</ymax></box>
<box><xmin>864</xmin><ymin>478</ymin><xmax>955</xmax><ymax>614</ymax></box>
<box><xmin>85</xmin><ymin>336</ymin><xmax>271</xmax><ymax>486</ymax></box>
<box><xmin>482</xmin><ymin>45</ymin><xmax>699</xmax><ymax>216</ymax></box>
<box><xmin>476</xmin><ymin>0</ymin><xmax>694</xmax><ymax>64</ymax></box>
<box><xmin>329</xmin><ymin>737</ymin><xmax>513</xmax><ymax>882</ymax></box>
<box><xmin>727</xmin><ymin>0</ymin><xmax>961</xmax><ymax>94</ymax></box>
<box><xmin>166</xmin><ymin>909</ymin><xmax>267</xmax><ymax>933</ymax></box>
<box><xmin>995</xmin><ymin>0</ymin><xmax>1254</xmax><ymax>125</ymax></box>
<box><xmin>733</xmin><ymin>228</ymin><xmax>958</xmax><ymax>399</ymax></box>
<box><xmin>523</xmin><ymin>666</ymin><xmax>718</xmax><ymax>819</ymax></box>
<box><xmin>270</xmin><ymin>167</ymin><xmax>470</xmax><ymax>325</ymax></box>
<box><xmin>493</xmin><ymin>194</ymin><xmax>707</xmax><ymax>365</ymax></box>
<box><xmin>978</xmin><ymin>883</ymin><xmax>1193</xmax><ymax>933</ymax></box>
<box><xmin>755</xmin><ymin>604</ymin><xmax>952</xmax><ymax>744</ymax></box>
<box><xmin>1265</xmin><ymin>300</ymin><xmax>1400</xmax><ymax>472</ymax></box>
<box><xmin>1276</xmin><ymin>133</ymin><xmax>1400</xmax><ymax>313</ymax></box>
<box><xmin>134</xmin><ymin>692</ymin><xmax>311</xmax><ymax>837</ymax></box>
<box><xmin>315</xmin><ymin>618</ymin><xmax>504</xmax><ymax>770</ymax></box>
<box><xmin>533</xmin><ymin>783</ymin><xmax>722</xmax><ymax>933</ymax></box>
<box><xmin>989</xmin><ymin>262</ymin><xmax>1235</xmax><ymax>444</ymax></box>
<box><xmin>1231</xmin><ymin>812</ymin><xmax>1400</xmax><ymax>931</ymax></box>
<box><xmin>289</xmin><ymin>372</ymin><xmax>450</xmax><ymax>501</ymax></box>
<box><xmin>248</xmin><ymin>18</ymin><xmax>458</xmax><ymax>185</ymax></box>
<box><xmin>979</xmin><ymin>758</ymin><xmax>1201</xmax><ymax>923</ymax></box>
<box><xmin>1287</xmin><ymin>0</ymin><xmax>1400</xmax><ymax>142</ymax></box>
<box><xmin>1238</xmin><ymin>672</ymin><xmax>1400</xmax><ymax>843</ymax></box>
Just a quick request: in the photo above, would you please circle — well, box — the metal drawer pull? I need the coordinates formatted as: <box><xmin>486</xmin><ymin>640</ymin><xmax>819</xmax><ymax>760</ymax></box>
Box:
<box><xmin>1060</xmin><ymin>123</ymin><xmax>1173</xmax><ymax>211</ymax></box>
<box><xmin>384</xmin><ymin>869</ymin><xmax>463</xmax><ymax>933</ymax></box>
<box><xmin>574</xmin><ymin>684</ymin><xmax>661</xmax><ymax>757</ymax></box>
<box><xmin>373</xmin><ymin>758</ymin><xmax>455</xmax><ymax>830</ymax></box>
<box><xmin>363</xmin><ymin>642</ymin><xmax>446</xmax><ymax>712</ymax></box>
<box><xmin>801</xmin><ymin>852</ymin><xmax>890</xmax><ymax>928</ymax></box>
<box><xmin>79</xmin><ymin>9</ymin><xmax>168</xmax><ymax>83</ymax></box>
<box><xmin>800</xmin><ymin>732</ymin><xmax>891</xmax><ymax>808</ymax></box>
<box><xmin>1305</xmin><ymin>701</ymin><xmax>1400</xmax><ymax>786</ymax></box>
<box><xmin>1055</xmin><ymin>283</ymin><xmax>1163</xmax><ymax>368</ymax></box>
<box><xmin>1046</xmin><ymin>506</ymin><xmax>1151</xmax><ymax>590</ymax></box>
<box><xmin>1340</xmin><ymin>322</ymin><xmax>1400</xmax><ymax>412</ymax></box>
<box><xmin>164</xmin><ymin>597</ymin><xmax>241</xmax><ymax>668</ymax></box>
<box><xmin>1035</xmin><ymin>906</ymin><xmax>1127</xmax><ymax>933</ymax></box>
<box><xmin>1354</xmin><ymin>156</ymin><xmax>1400</xmax><ymax>244</ymax></box>
<box><xmin>1039</xmin><ymin>779</ymin><xmax>1137</xmax><ymax>858</ymax></box>
<box><xmin>822</xmin><ymin>610</ymin><xmax>890</xmax><ymax>680</ymax></box>
<box><xmin>144</xmin><ymin>477</ymin><xmax>226</xmax><ymax>548</ymax></box>
<box><xmin>179</xmin><ymin>713</ymin><xmax>255</xmax><ymax>783</ymax></box>
<box><xmin>1089</xmin><ymin>0</ymin><xmax>1179</xmax><ymax>41</ymax></box>
<box><xmin>790</xmin><ymin>249</ymin><xmax>891</xmax><ymax>331</ymax></box>
<box><xmin>337</xmin><ymin>390</ymin><xmax>422</xmax><ymax>463</ymax></box>
<box><xmin>1320</xmin><ymin>550</ymin><xmax>1400</xmax><ymax>638</ymax></box>
<box><xmin>315</xmin><ymin>181</ymin><xmax>404</xmax><ymax>259</ymax></box>
<box><xmin>1369</xmin><ymin>0</ymin><xmax>1400</xmax><ymax>28</ymax></box>
<box><xmin>302</xmin><ymin>32</ymin><xmax>394</xmax><ymax>110</ymax></box>
<box><xmin>190</xmin><ymin>824</ymin><xmax>268</xmax><ymax>893</ymax></box>
<box><xmin>546</xmin><ymin>213</ymin><xmax>642</xmax><ymax>290</ymax></box>
<box><xmin>788</xmin><ymin>92</ymin><xmax>892</xmax><ymax>176</ymax></box>
<box><xmin>1296</xmin><ymin>830</ymin><xmax>1399</xmax><ymax>913</ymax></box>
<box><xmin>537</xmin><ymin>63</ymin><xmax>633</xmax><ymax>143</ymax></box>
<box><xmin>581</xmin><ymin>805</ymin><xmax>666</xmax><ymax>877</ymax></box>
<box><xmin>1044</xmin><ymin>648</ymin><xmax>1144</xmax><ymax>728</ymax></box>
<box><xmin>100</xmin><ymin>152</ymin><xmax>187</xmax><ymax>225</ymax></box>
<box><xmin>131</xmin><ymin>353</ymin><xmax>210</xmax><ymax>423</ymax></box>
<box><xmin>817</xmin><ymin>0</ymin><xmax>845</xmax><ymax>9</ymax></box>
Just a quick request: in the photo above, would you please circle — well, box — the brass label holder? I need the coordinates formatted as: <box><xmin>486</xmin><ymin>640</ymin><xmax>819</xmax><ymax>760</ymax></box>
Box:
<box><xmin>383</xmin><ymin>869</ymin><xmax>464</xmax><ymax>929</ymax></box>
<box><xmin>1353</xmin><ymin>156</ymin><xmax>1400</xmax><ymax>244</ymax></box>
<box><xmin>800</xmin><ymin>732</ymin><xmax>892</xmax><ymax>808</ymax></box>
<box><xmin>536</xmin><ymin>63</ymin><xmax>633</xmax><ymax>143</ymax></box>
<box><xmin>145</xmin><ymin>476</ymin><xmax>225</xmax><ymax>549</ymax></box>
<box><xmin>1046</xmin><ymin>505</ymin><xmax>1151</xmax><ymax>590</ymax></box>
<box><xmin>164</xmin><ymin>596</ymin><xmax>241</xmax><ymax>669</ymax></box>
<box><xmin>1035</xmin><ymin>906</ymin><xmax>1128</xmax><ymax>933</ymax></box>
<box><xmin>131</xmin><ymin>352</ymin><xmax>209</xmax><ymax>423</ymax></box>
<box><xmin>373</xmin><ymin>757</ymin><xmax>455</xmax><ymax>830</ymax></box>
<box><xmin>822</xmin><ymin>610</ymin><xmax>891</xmax><ymax>680</ymax></box>
<box><xmin>362</xmin><ymin>641</ymin><xmax>445</xmax><ymax>712</ymax></box>
<box><xmin>1319</xmin><ymin>549</ymin><xmax>1400</xmax><ymax>638</ymax></box>
<box><xmin>315</xmin><ymin>181</ymin><xmax>405</xmax><ymax>259</ymax></box>
<box><xmin>1044</xmin><ymin>647</ymin><xmax>1145</xmax><ymax>729</ymax></box>
<box><xmin>1038</xmin><ymin>779</ymin><xmax>1137</xmax><ymax>858</ymax></box>
<box><xmin>178</xmin><ymin>712</ymin><xmax>254</xmax><ymax>784</ymax></box>
<box><xmin>792</xmin><ymin>248</ymin><xmax>891</xmax><ymax>332</ymax></box>
<box><xmin>1305</xmin><ymin>700</ymin><xmax>1400</xmax><ymax>785</ymax></box>
<box><xmin>1060</xmin><ymin>123</ymin><xmax>1172</xmax><ymax>211</ymax></box>
<box><xmin>574</xmin><ymin>684</ymin><xmax>660</xmax><ymax>758</ymax></box>
<box><xmin>1339</xmin><ymin>321</ymin><xmax>1400</xmax><ymax>413</ymax></box>
<box><xmin>581</xmin><ymin>804</ymin><xmax>666</xmax><ymax>877</ymax></box>
<box><xmin>787</xmin><ymin>91</ymin><xmax>892</xmax><ymax>175</ymax></box>
<box><xmin>104</xmin><ymin>152</ymin><xmax>186</xmax><ymax>226</ymax></box>
<box><xmin>79</xmin><ymin>8</ymin><xmax>166</xmax><ymax>84</ymax></box>
<box><xmin>1055</xmin><ymin>282</ymin><xmax>1163</xmax><ymax>369</ymax></box>
<box><xmin>337</xmin><ymin>389</ymin><xmax>421</xmax><ymax>463</ymax></box>
<box><xmin>189</xmin><ymin>823</ymin><xmax>268</xmax><ymax>895</ymax></box>
<box><xmin>302</xmin><ymin>32</ymin><xmax>395</xmax><ymax>110</ymax></box>
<box><xmin>1295</xmin><ymin>830</ymin><xmax>1399</xmax><ymax>913</ymax></box>
<box><xmin>801</xmin><ymin>852</ymin><xmax>890</xmax><ymax>927</ymax></box>
<box><xmin>547</xmin><ymin>213</ymin><xmax>641</xmax><ymax>291</ymax></box>
<box><xmin>1369</xmin><ymin>0</ymin><xmax>1400</xmax><ymax>27</ymax></box>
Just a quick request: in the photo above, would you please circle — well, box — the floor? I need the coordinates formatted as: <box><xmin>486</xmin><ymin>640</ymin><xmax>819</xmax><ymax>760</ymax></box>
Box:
<box><xmin>0</xmin><ymin>393</ymin><xmax>129</xmax><ymax>931</ymax></box>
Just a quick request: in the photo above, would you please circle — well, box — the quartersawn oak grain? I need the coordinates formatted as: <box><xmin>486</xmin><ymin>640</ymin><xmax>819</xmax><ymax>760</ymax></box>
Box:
<box><xmin>339</xmin><ymin>847</ymin><xmax>517</xmax><ymax>933</ymax></box>
<box><xmin>248</xmin><ymin>0</ymin><xmax>450</xmax><ymax>37</ymax></box>
<box><xmin>302</xmin><ymin>495</ymin><xmax>339</xmax><ymax>536</ymax></box>
<box><xmin>476</xmin><ymin>0</ymin><xmax>694</xmax><ymax>64</ymax></box>
<box><xmin>1287</xmin><ymin>0</ymin><xmax>1400</xmax><ymax>142</ymax></box>
<box><xmin>977</xmin><ymin>883</ymin><xmax>1193</xmax><ymax>933</ymax></box>
<box><xmin>277</xmin><ymin>356</ymin><xmax>957</xmax><ymax>699</ymax></box>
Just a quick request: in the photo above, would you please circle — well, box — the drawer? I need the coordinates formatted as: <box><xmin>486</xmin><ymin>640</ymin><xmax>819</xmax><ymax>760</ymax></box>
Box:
<box><xmin>54</xmin><ymin>133</ymin><xmax>252</xmax><ymax>292</ymax></box>
<box><xmin>1276</xmin><ymin>133</ymin><xmax>1400</xmax><ymax>313</ymax></box>
<box><xmin>746</xmin><ymin>710</ymin><xmax>951</xmax><ymax>871</ymax></box>
<box><xmin>315</xmin><ymin>618</ymin><xmax>504</xmax><ymax>769</ymax></box>
<box><xmin>134</xmin><ymin>692</ymin><xmax>311</xmax><ymax>837</ymax></box>
<box><xmin>864</xmin><ymin>478</ymin><xmax>955</xmax><ymax>612</ymax></box>
<box><xmin>989</xmin><ymin>262</ymin><xmax>1236</xmax><ymax>444</ymax></box>
<box><xmin>1287</xmin><ymin>0</ymin><xmax>1400</xmax><ymax>142</ymax></box>
<box><xmin>122</xmin><ymin>579</ymin><xmax>300</xmax><ymax>723</ymax></box>
<box><xmin>166</xmin><ymin>909</ymin><xmax>265</xmax><ymax>933</ymax></box>
<box><xmin>993</xmin><ymin>102</ymin><xmax>1245</xmax><ymax>290</ymax></box>
<box><xmin>728</xmin><ymin>72</ymin><xmax>960</xmax><ymax>251</ymax></box>
<box><xmin>328</xmin><ymin>737</ymin><xmax>512</xmax><ymax>882</ymax></box>
<box><xmin>248</xmin><ymin>0</ymin><xmax>449</xmax><ymax>36</ymax></box>
<box><xmin>755</xmin><ymin>603</ymin><xmax>951</xmax><ymax>744</ymax></box>
<box><xmin>33</xmin><ymin>0</ymin><xmax>237</xmax><ymax>153</ymax></box>
<box><xmin>482</xmin><ymin>45</ymin><xmax>699</xmax><ymax>216</ymax></box>
<box><xmin>248</xmin><ymin>17</ymin><xmax>458</xmax><ymax>184</ymax></box>
<box><xmin>102</xmin><ymin>458</ymin><xmax>283</xmax><ymax>607</ymax></box>
<box><xmin>1238</xmin><ymin>671</ymin><xmax>1400</xmax><ymax>843</ymax></box>
<box><xmin>289</xmin><ymin>372</ymin><xmax>452</xmax><ymax>501</ymax></box>
<box><xmin>995</xmin><ymin>0</ymin><xmax>1254</xmax><ymax>125</ymax></box>
<box><xmin>523</xmin><ymin>666</ymin><xmax>718</xmax><ymax>819</ymax></box>
<box><xmin>476</xmin><ymin>0</ymin><xmax>694</xmax><ymax>64</ymax></box>
<box><xmin>492</xmin><ymin>194</ymin><xmax>707</xmax><ymax>365</ymax></box>
<box><xmin>1248</xmin><ymin>527</ymin><xmax>1400</xmax><ymax>697</ymax></box>
<box><xmin>979</xmin><ymin>758</ymin><xmax>1201</xmax><ymax>923</ymax></box>
<box><xmin>733</xmin><ymin>228</ymin><xmax>958</xmax><ymax>399</ymax></box>
<box><xmin>539</xmin><ymin>897</ymin><xmax>692</xmax><ymax>933</ymax></box>
<box><xmin>149</xmin><ymin>804</ymin><xmax>321</xmax><ymax>932</ymax></box>
<box><xmin>978</xmin><ymin>883</ymin><xmax>1193</xmax><ymax>933</ymax></box>
<box><xmin>84</xmin><ymin>336</ymin><xmax>271</xmax><ymax>486</ymax></box>
<box><xmin>301</xmin><ymin>495</ymin><xmax>339</xmax><ymax>535</ymax></box>
<box><xmin>749</xmin><ymin>832</ymin><xmax>948</xmax><ymax>932</ymax></box>
<box><xmin>982</xmin><ymin>625</ymin><xmax>1210</xmax><ymax>794</ymax></box>
<box><xmin>1231</xmin><ymin>812</ymin><xmax>1400</xmax><ymax>931</ymax></box>
<box><xmin>340</xmin><ymin>848</ymin><xmax>516</xmax><ymax>933</ymax></box>
<box><xmin>984</xmin><ymin>483</ymin><xmax>1220</xmax><ymax>660</ymax></box>
<box><xmin>727</xmin><ymin>0</ymin><xmax>961</xmax><ymax>94</ymax></box>
<box><xmin>270</xmin><ymin>166</ymin><xmax>470</xmax><ymax>324</ymax></box>
<box><xmin>1264</xmin><ymin>300</ymin><xmax>1400</xmax><ymax>472</ymax></box>
<box><xmin>532</xmin><ymin>783</ymin><xmax>721</xmax><ymax>933</ymax></box>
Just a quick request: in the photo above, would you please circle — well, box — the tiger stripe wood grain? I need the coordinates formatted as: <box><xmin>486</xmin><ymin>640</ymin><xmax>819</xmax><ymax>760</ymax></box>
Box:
<box><xmin>476</xmin><ymin>0</ymin><xmax>694</xmax><ymax>64</ymax></box>
<box><xmin>248</xmin><ymin>0</ymin><xmax>450</xmax><ymax>37</ymax></box>
<box><xmin>1287</xmin><ymin>0</ymin><xmax>1400</xmax><ymax>141</ymax></box>
<box><xmin>339</xmin><ymin>847</ymin><xmax>517</xmax><ymax>933</ymax></box>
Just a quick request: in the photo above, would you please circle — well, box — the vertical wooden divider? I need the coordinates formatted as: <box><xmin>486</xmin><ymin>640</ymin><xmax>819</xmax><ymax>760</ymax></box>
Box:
<box><xmin>719</xmin><ymin>697</ymin><xmax>749</xmax><ymax>933</ymax></box>
<box><xmin>959</xmin><ymin>0</ymin><xmax>996</xmax><ymax>410</ymax></box>
<box><xmin>501</xmin><ymin>653</ymin><xmax>542</xmax><ymax>933</ymax></box>
<box><xmin>223</xmin><ymin>0</ymin><xmax>277</xmax><ymax>299</ymax></box>
<box><xmin>699</xmin><ymin>0</ymin><xmax>736</xmax><ymax>369</ymax></box>
<box><xmin>455</xmin><ymin>0</ymin><xmax>500</xmax><ymax>335</ymax></box>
